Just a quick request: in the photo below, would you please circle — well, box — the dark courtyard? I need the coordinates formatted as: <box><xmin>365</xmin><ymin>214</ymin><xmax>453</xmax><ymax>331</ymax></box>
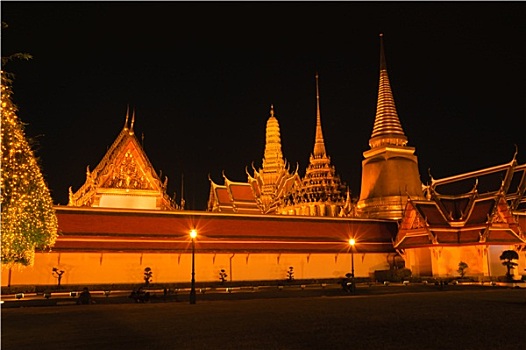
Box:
<box><xmin>2</xmin><ymin>286</ymin><xmax>525</xmax><ymax>350</ymax></box>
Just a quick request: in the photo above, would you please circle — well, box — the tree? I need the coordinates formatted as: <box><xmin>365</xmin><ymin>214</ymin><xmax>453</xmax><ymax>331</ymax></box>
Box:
<box><xmin>287</xmin><ymin>266</ymin><xmax>294</xmax><ymax>281</ymax></box>
<box><xmin>143</xmin><ymin>267</ymin><xmax>153</xmax><ymax>286</ymax></box>
<box><xmin>1</xmin><ymin>42</ymin><xmax>58</xmax><ymax>266</ymax></box>
<box><xmin>52</xmin><ymin>267</ymin><xmax>65</xmax><ymax>288</ymax></box>
<box><xmin>457</xmin><ymin>261</ymin><xmax>468</xmax><ymax>278</ymax></box>
<box><xmin>499</xmin><ymin>250</ymin><xmax>519</xmax><ymax>280</ymax></box>
<box><xmin>219</xmin><ymin>269</ymin><xmax>227</xmax><ymax>284</ymax></box>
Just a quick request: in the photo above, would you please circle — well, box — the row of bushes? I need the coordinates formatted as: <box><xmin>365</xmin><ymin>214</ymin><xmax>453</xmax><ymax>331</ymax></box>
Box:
<box><xmin>2</xmin><ymin>276</ymin><xmax>394</xmax><ymax>295</ymax></box>
<box><xmin>4</xmin><ymin>273</ymin><xmax>524</xmax><ymax>295</ymax></box>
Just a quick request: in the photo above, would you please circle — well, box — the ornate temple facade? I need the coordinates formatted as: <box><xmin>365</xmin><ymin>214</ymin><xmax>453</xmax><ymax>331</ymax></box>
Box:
<box><xmin>208</xmin><ymin>75</ymin><xmax>351</xmax><ymax>218</ymax></box>
<box><xmin>67</xmin><ymin>109</ymin><xmax>178</xmax><ymax>211</ymax></box>
<box><xmin>207</xmin><ymin>105</ymin><xmax>300</xmax><ymax>214</ymax></box>
<box><xmin>2</xmin><ymin>35</ymin><xmax>525</xmax><ymax>287</ymax></box>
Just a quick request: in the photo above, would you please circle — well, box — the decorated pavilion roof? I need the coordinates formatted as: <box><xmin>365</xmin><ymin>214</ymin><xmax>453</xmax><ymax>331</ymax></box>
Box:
<box><xmin>395</xmin><ymin>157</ymin><xmax>526</xmax><ymax>249</ymax></box>
<box><xmin>207</xmin><ymin>175</ymin><xmax>261</xmax><ymax>214</ymax></box>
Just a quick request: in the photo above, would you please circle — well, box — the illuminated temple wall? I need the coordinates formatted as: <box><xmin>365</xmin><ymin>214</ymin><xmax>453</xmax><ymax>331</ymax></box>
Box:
<box><xmin>404</xmin><ymin>245</ymin><xmax>525</xmax><ymax>280</ymax></box>
<box><xmin>4</xmin><ymin>247</ymin><xmax>524</xmax><ymax>287</ymax></box>
<box><xmin>2</xmin><ymin>252</ymin><xmax>393</xmax><ymax>287</ymax></box>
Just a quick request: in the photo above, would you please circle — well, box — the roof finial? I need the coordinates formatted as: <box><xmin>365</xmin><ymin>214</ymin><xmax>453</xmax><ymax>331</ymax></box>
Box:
<box><xmin>124</xmin><ymin>105</ymin><xmax>130</xmax><ymax>130</ymax></box>
<box><xmin>130</xmin><ymin>108</ymin><xmax>136</xmax><ymax>132</ymax></box>
<box><xmin>270</xmin><ymin>104</ymin><xmax>275</xmax><ymax>118</ymax></box>
<box><xmin>313</xmin><ymin>72</ymin><xmax>326</xmax><ymax>157</ymax></box>
<box><xmin>379</xmin><ymin>33</ymin><xmax>387</xmax><ymax>71</ymax></box>
<box><xmin>315</xmin><ymin>72</ymin><xmax>320</xmax><ymax>118</ymax></box>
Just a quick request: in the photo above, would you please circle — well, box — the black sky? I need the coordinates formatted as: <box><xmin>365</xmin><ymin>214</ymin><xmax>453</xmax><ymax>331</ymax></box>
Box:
<box><xmin>2</xmin><ymin>1</ymin><xmax>525</xmax><ymax>210</ymax></box>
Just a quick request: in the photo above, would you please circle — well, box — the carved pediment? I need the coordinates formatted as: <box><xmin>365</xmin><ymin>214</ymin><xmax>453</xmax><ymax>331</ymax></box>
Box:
<box><xmin>69</xmin><ymin>110</ymin><xmax>176</xmax><ymax>210</ymax></box>
<box><xmin>101</xmin><ymin>149</ymin><xmax>155</xmax><ymax>191</ymax></box>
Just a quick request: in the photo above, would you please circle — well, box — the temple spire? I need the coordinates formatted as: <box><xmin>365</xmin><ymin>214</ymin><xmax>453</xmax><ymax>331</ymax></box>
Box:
<box><xmin>358</xmin><ymin>34</ymin><xmax>424</xmax><ymax>220</ymax></box>
<box><xmin>262</xmin><ymin>104</ymin><xmax>285</xmax><ymax>175</ymax></box>
<box><xmin>369</xmin><ymin>33</ymin><xmax>408</xmax><ymax>149</ymax></box>
<box><xmin>248</xmin><ymin>104</ymin><xmax>298</xmax><ymax>213</ymax></box>
<box><xmin>313</xmin><ymin>73</ymin><xmax>326</xmax><ymax>157</ymax></box>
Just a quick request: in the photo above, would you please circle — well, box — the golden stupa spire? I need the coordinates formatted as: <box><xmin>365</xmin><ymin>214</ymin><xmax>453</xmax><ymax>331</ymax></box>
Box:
<box><xmin>247</xmin><ymin>104</ymin><xmax>299</xmax><ymax>214</ymax></box>
<box><xmin>262</xmin><ymin>104</ymin><xmax>285</xmax><ymax>174</ymax></box>
<box><xmin>358</xmin><ymin>34</ymin><xmax>424</xmax><ymax>220</ymax></box>
<box><xmin>313</xmin><ymin>72</ymin><xmax>327</xmax><ymax>157</ymax></box>
<box><xmin>369</xmin><ymin>33</ymin><xmax>408</xmax><ymax>149</ymax></box>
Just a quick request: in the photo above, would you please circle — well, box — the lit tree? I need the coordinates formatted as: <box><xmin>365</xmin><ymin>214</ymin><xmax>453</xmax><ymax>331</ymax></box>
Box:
<box><xmin>1</xmin><ymin>49</ymin><xmax>58</xmax><ymax>266</ymax></box>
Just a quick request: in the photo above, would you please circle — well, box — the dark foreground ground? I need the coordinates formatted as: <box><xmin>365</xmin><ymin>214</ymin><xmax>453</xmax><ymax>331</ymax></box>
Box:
<box><xmin>2</xmin><ymin>285</ymin><xmax>525</xmax><ymax>350</ymax></box>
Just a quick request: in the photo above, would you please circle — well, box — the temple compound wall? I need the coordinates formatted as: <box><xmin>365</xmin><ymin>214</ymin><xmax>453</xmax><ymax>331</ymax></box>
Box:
<box><xmin>1</xmin><ymin>207</ymin><xmax>404</xmax><ymax>287</ymax></box>
<box><xmin>2</xmin><ymin>252</ymin><xmax>395</xmax><ymax>287</ymax></box>
<box><xmin>4</xmin><ymin>245</ymin><xmax>523</xmax><ymax>287</ymax></box>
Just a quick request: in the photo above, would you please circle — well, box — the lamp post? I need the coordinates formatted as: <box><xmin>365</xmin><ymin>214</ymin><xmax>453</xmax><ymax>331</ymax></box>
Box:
<box><xmin>189</xmin><ymin>229</ymin><xmax>197</xmax><ymax>304</ymax></box>
<box><xmin>349</xmin><ymin>238</ymin><xmax>356</xmax><ymax>293</ymax></box>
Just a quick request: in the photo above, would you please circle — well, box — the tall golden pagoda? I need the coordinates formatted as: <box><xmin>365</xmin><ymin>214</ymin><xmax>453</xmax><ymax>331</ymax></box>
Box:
<box><xmin>207</xmin><ymin>105</ymin><xmax>299</xmax><ymax>214</ymax></box>
<box><xmin>357</xmin><ymin>34</ymin><xmax>425</xmax><ymax>220</ymax></box>
<box><xmin>278</xmin><ymin>74</ymin><xmax>351</xmax><ymax>217</ymax></box>
<box><xmin>68</xmin><ymin>108</ymin><xmax>177</xmax><ymax>210</ymax></box>
<box><xmin>248</xmin><ymin>105</ymin><xmax>301</xmax><ymax>213</ymax></box>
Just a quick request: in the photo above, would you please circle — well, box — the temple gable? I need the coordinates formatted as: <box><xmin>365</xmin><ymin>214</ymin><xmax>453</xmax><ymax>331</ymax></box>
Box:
<box><xmin>68</xmin><ymin>109</ymin><xmax>177</xmax><ymax>210</ymax></box>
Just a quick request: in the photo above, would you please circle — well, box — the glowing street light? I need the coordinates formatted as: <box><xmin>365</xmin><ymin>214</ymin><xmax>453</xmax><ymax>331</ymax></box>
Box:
<box><xmin>189</xmin><ymin>229</ymin><xmax>197</xmax><ymax>304</ymax></box>
<box><xmin>349</xmin><ymin>238</ymin><xmax>356</xmax><ymax>293</ymax></box>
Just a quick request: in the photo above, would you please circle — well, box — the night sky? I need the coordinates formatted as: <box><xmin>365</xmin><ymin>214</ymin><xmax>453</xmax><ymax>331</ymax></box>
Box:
<box><xmin>2</xmin><ymin>2</ymin><xmax>525</xmax><ymax>210</ymax></box>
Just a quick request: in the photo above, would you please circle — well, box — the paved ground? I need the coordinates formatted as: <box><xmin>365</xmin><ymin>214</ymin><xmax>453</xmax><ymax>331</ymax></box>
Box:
<box><xmin>2</xmin><ymin>284</ymin><xmax>525</xmax><ymax>350</ymax></box>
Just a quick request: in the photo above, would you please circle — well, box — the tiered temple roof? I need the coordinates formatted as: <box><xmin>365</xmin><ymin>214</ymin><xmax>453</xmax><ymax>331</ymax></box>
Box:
<box><xmin>396</xmin><ymin>156</ymin><xmax>526</xmax><ymax>249</ymax></box>
<box><xmin>248</xmin><ymin>105</ymin><xmax>300</xmax><ymax>213</ymax></box>
<box><xmin>207</xmin><ymin>82</ymin><xmax>352</xmax><ymax>217</ymax></box>
<box><xmin>68</xmin><ymin>109</ymin><xmax>177</xmax><ymax>210</ymax></box>
<box><xmin>207</xmin><ymin>173</ymin><xmax>261</xmax><ymax>214</ymax></box>
<box><xmin>207</xmin><ymin>106</ymin><xmax>300</xmax><ymax>214</ymax></box>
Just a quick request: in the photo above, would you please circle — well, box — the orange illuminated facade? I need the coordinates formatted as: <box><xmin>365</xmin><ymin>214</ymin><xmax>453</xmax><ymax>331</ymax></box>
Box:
<box><xmin>2</xmin><ymin>35</ymin><xmax>525</xmax><ymax>287</ymax></box>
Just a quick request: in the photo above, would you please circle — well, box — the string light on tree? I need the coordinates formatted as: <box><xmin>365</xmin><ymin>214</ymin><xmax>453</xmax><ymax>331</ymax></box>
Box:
<box><xmin>1</xmin><ymin>66</ymin><xmax>58</xmax><ymax>266</ymax></box>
